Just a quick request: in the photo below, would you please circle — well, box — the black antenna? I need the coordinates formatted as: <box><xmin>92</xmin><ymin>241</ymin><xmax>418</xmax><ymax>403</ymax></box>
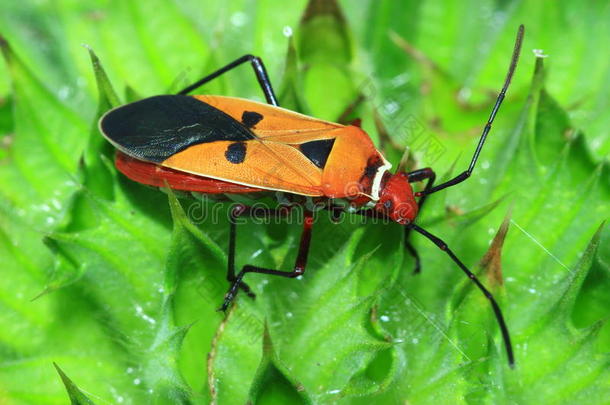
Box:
<box><xmin>419</xmin><ymin>25</ymin><xmax>525</xmax><ymax>196</ymax></box>
<box><xmin>408</xmin><ymin>223</ymin><xmax>514</xmax><ymax>367</ymax></box>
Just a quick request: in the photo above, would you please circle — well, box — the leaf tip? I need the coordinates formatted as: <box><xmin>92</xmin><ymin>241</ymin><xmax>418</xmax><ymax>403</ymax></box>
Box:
<box><xmin>0</xmin><ymin>33</ymin><xmax>12</xmax><ymax>63</ymax></box>
<box><xmin>479</xmin><ymin>208</ymin><xmax>513</xmax><ymax>286</ymax></box>
<box><xmin>54</xmin><ymin>362</ymin><xmax>95</xmax><ymax>404</ymax></box>
<box><xmin>86</xmin><ymin>46</ymin><xmax>120</xmax><ymax>109</ymax></box>
<box><xmin>301</xmin><ymin>0</ymin><xmax>345</xmax><ymax>24</ymax></box>
<box><xmin>30</xmin><ymin>286</ymin><xmax>53</xmax><ymax>302</ymax></box>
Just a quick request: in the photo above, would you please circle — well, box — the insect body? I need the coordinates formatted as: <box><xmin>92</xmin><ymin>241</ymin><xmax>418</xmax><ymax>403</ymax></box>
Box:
<box><xmin>99</xmin><ymin>26</ymin><xmax>525</xmax><ymax>367</ymax></box>
<box><xmin>103</xmin><ymin>95</ymin><xmax>392</xmax><ymax>202</ymax></box>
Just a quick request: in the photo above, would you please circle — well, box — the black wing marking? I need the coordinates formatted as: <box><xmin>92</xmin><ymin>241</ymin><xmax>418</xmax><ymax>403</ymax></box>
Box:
<box><xmin>299</xmin><ymin>139</ymin><xmax>336</xmax><ymax>169</ymax></box>
<box><xmin>100</xmin><ymin>95</ymin><xmax>255</xmax><ymax>163</ymax></box>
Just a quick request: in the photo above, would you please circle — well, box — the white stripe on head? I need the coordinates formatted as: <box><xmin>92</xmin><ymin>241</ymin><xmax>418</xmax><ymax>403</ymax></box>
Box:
<box><xmin>371</xmin><ymin>156</ymin><xmax>392</xmax><ymax>201</ymax></box>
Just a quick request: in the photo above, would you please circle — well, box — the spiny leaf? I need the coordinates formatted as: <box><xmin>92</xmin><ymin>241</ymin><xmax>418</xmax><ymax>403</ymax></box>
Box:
<box><xmin>247</xmin><ymin>324</ymin><xmax>312</xmax><ymax>404</ymax></box>
<box><xmin>478</xmin><ymin>207</ymin><xmax>512</xmax><ymax>287</ymax></box>
<box><xmin>278</xmin><ymin>35</ymin><xmax>308</xmax><ymax>113</ymax></box>
<box><xmin>298</xmin><ymin>0</ymin><xmax>356</xmax><ymax>121</ymax></box>
<box><xmin>0</xmin><ymin>34</ymin><xmax>88</xmax><ymax>230</ymax></box>
<box><xmin>54</xmin><ymin>363</ymin><xmax>96</xmax><ymax>405</ymax></box>
<box><xmin>299</xmin><ymin>0</ymin><xmax>351</xmax><ymax>65</ymax></box>
<box><xmin>1</xmin><ymin>1</ymin><xmax>609</xmax><ymax>404</ymax></box>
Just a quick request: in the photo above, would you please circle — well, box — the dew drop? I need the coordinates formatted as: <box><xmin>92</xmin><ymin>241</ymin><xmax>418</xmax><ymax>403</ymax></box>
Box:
<box><xmin>230</xmin><ymin>12</ymin><xmax>247</xmax><ymax>27</ymax></box>
<box><xmin>58</xmin><ymin>86</ymin><xmax>70</xmax><ymax>100</ymax></box>
<box><xmin>532</xmin><ymin>49</ymin><xmax>548</xmax><ymax>58</ymax></box>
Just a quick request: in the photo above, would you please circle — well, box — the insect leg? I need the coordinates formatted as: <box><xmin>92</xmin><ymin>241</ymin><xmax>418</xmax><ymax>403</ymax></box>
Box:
<box><xmin>176</xmin><ymin>54</ymin><xmax>279</xmax><ymax>106</ymax></box>
<box><xmin>408</xmin><ymin>223</ymin><xmax>514</xmax><ymax>367</ymax></box>
<box><xmin>405</xmin><ymin>168</ymin><xmax>436</xmax><ymax>274</ymax></box>
<box><xmin>220</xmin><ymin>206</ymin><xmax>314</xmax><ymax>311</ymax></box>
<box><xmin>418</xmin><ymin>25</ymin><xmax>524</xmax><ymax>196</ymax></box>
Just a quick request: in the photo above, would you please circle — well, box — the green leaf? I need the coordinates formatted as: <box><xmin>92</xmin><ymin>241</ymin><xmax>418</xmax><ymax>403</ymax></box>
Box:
<box><xmin>1</xmin><ymin>0</ymin><xmax>609</xmax><ymax>404</ymax></box>
<box><xmin>54</xmin><ymin>363</ymin><xmax>96</xmax><ymax>405</ymax></box>
<box><xmin>247</xmin><ymin>325</ymin><xmax>312</xmax><ymax>404</ymax></box>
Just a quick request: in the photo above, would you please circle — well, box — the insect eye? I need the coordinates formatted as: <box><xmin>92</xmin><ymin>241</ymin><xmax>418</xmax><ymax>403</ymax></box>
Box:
<box><xmin>383</xmin><ymin>199</ymin><xmax>393</xmax><ymax>210</ymax></box>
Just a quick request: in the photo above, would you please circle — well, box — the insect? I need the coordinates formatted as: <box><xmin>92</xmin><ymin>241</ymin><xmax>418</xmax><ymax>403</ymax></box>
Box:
<box><xmin>99</xmin><ymin>26</ymin><xmax>524</xmax><ymax>366</ymax></box>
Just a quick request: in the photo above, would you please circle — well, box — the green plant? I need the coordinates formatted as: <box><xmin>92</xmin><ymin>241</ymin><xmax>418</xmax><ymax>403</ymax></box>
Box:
<box><xmin>0</xmin><ymin>0</ymin><xmax>608</xmax><ymax>404</ymax></box>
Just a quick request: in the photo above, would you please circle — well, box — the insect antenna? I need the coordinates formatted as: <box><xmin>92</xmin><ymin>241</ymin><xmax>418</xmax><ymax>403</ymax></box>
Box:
<box><xmin>408</xmin><ymin>223</ymin><xmax>515</xmax><ymax>367</ymax></box>
<box><xmin>418</xmin><ymin>25</ymin><xmax>525</xmax><ymax>196</ymax></box>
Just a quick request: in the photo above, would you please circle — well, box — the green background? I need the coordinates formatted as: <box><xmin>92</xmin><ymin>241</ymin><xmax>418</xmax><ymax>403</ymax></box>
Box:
<box><xmin>0</xmin><ymin>0</ymin><xmax>608</xmax><ymax>404</ymax></box>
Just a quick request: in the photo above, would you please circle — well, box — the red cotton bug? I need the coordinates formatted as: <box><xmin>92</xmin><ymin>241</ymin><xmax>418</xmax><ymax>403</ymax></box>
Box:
<box><xmin>99</xmin><ymin>26</ymin><xmax>525</xmax><ymax>367</ymax></box>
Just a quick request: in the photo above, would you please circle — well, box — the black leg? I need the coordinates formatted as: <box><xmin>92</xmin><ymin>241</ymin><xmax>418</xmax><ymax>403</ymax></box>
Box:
<box><xmin>408</xmin><ymin>223</ymin><xmax>514</xmax><ymax>367</ymax></box>
<box><xmin>176</xmin><ymin>54</ymin><xmax>279</xmax><ymax>106</ymax></box>
<box><xmin>220</xmin><ymin>205</ymin><xmax>314</xmax><ymax>311</ymax></box>
<box><xmin>405</xmin><ymin>168</ymin><xmax>436</xmax><ymax>274</ymax></box>
<box><xmin>419</xmin><ymin>25</ymin><xmax>524</xmax><ymax>196</ymax></box>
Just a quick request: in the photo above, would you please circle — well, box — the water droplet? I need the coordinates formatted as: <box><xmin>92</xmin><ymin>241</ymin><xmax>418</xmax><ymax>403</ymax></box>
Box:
<box><xmin>380</xmin><ymin>315</ymin><xmax>390</xmax><ymax>322</ymax></box>
<box><xmin>135</xmin><ymin>305</ymin><xmax>156</xmax><ymax>325</ymax></box>
<box><xmin>230</xmin><ymin>12</ymin><xmax>247</xmax><ymax>27</ymax></box>
<box><xmin>58</xmin><ymin>86</ymin><xmax>70</xmax><ymax>100</ymax></box>
<box><xmin>251</xmin><ymin>248</ymin><xmax>263</xmax><ymax>259</ymax></box>
<box><xmin>283</xmin><ymin>26</ymin><xmax>293</xmax><ymax>37</ymax></box>
<box><xmin>457</xmin><ymin>87</ymin><xmax>471</xmax><ymax>102</ymax></box>
<box><xmin>532</xmin><ymin>49</ymin><xmax>548</xmax><ymax>58</ymax></box>
<box><xmin>133</xmin><ymin>378</ymin><xmax>141</xmax><ymax>385</ymax></box>
<box><xmin>51</xmin><ymin>199</ymin><xmax>62</xmax><ymax>210</ymax></box>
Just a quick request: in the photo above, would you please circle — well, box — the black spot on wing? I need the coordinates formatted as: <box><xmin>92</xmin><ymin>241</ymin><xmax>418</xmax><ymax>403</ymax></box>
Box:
<box><xmin>225</xmin><ymin>142</ymin><xmax>246</xmax><ymax>164</ymax></box>
<box><xmin>99</xmin><ymin>95</ymin><xmax>255</xmax><ymax>163</ymax></box>
<box><xmin>299</xmin><ymin>139</ymin><xmax>335</xmax><ymax>169</ymax></box>
<box><xmin>242</xmin><ymin>111</ymin><xmax>263</xmax><ymax>128</ymax></box>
